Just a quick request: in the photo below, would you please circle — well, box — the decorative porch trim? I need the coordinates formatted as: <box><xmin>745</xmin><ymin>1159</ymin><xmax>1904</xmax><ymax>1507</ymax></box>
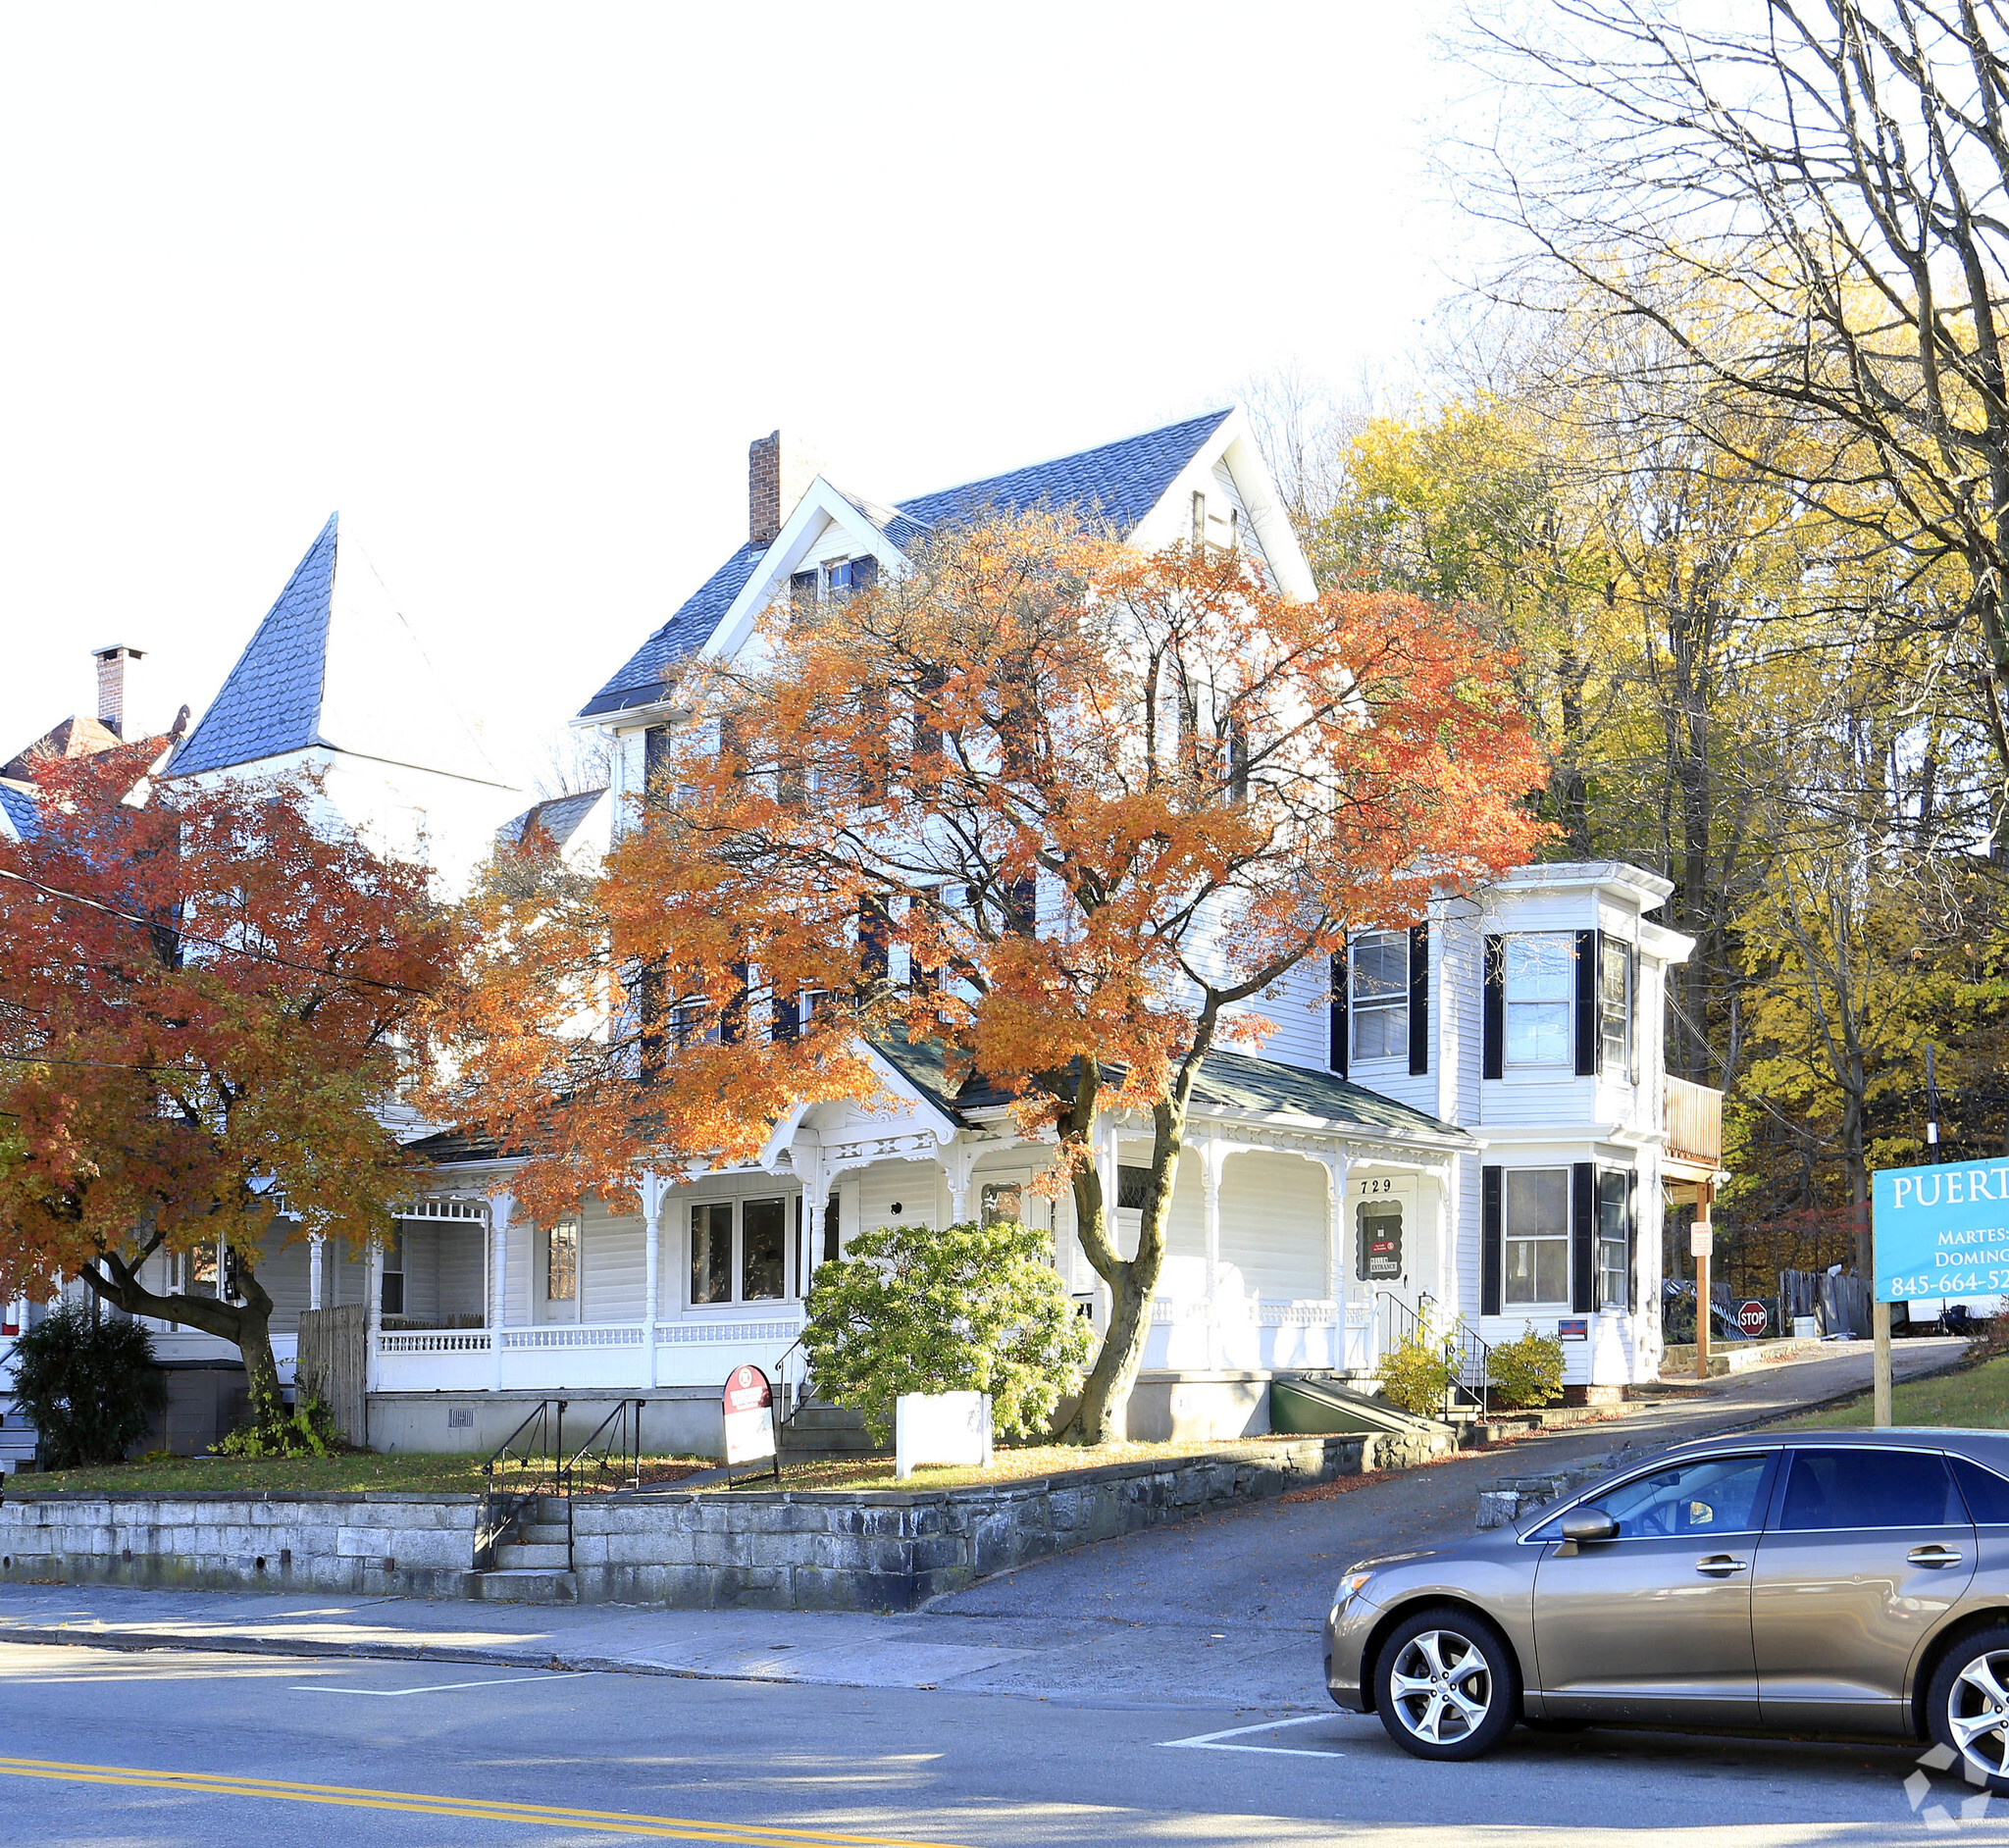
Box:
<box><xmin>380</xmin><ymin>1330</ymin><xmax>491</xmax><ymax>1355</ymax></box>
<box><xmin>655</xmin><ymin>1317</ymin><xmax>803</xmax><ymax>1346</ymax></box>
<box><xmin>498</xmin><ymin>1324</ymin><xmax>644</xmax><ymax>1351</ymax></box>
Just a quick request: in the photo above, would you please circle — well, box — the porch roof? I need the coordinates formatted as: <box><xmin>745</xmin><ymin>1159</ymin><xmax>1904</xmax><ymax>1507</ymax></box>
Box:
<box><xmin>870</xmin><ymin>1040</ymin><xmax>1468</xmax><ymax>1147</ymax></box>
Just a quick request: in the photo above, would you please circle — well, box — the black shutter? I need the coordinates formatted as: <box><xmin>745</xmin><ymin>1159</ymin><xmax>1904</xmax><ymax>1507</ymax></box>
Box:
<box><xmin>1571</xmin><ymin>1160</ymin><xmax>1595</xmax><ymax>1313</ymax></box>
<box><xmin>1623</xmin><ymin>1167</ymin><xmax>1638</xmax><ymax>1313</ymax></box>
<box><xmin>1574</xmin><ymin>929</ymin><xmax>1598</xmax><ymax>1076</ymax></box>
<box><xmin>774</xmin><ymin>992</ymin><xmax>799</xmax><ymax>1043</ymax></box>
<box><xmin>1482</xmin><ymin>935</ymin><xmax>1505</xmax><ymax>1079</ymax></box>
<box><xmin>1627</xmin><ymin>946</ymin><xmax>1642</xmax><ymax>1087</ymax></box>
<box><xmin>1407</xmin><ymin>923</ymin><xmax>1429</xmax><ymax>1076</ymax></box>
<box><xmin>860</xmin><ymin>899</ymin><xmax>890</xmax><ymax>980</ymax></box>
<box><xmin>1481</xmin><ymin>1165</ymin><xmax>1503</xmax><ymax>1315</ymax></box>
<box><xmin>1006</xmin><ymin>876</ymin><xmax>1037</xmax><ymax>937</ymax></box>
<box><xmin>1329</xmin><ymin>942</ymin><xmax>1350</xmax><ymax>1077</ymax></box>
<box><xmin>722</xmin><ymin>961</ymin><xmax>750</xmax><ymax>1045</ymax></box>
<box><xmin>823</xmin><ymin>1195</ymin><xmax>841</xmax><ymax>1263</ymax></box>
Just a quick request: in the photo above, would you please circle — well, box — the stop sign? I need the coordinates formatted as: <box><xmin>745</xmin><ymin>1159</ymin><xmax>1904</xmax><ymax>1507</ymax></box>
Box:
<box><xmin>1737</xmin><ymin>1300</ymin><xmax>1769</xmax><ymax>1337</ymax></box>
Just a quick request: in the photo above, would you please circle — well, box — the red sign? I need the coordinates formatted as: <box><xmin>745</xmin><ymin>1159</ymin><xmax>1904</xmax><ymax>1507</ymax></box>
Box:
<box><xmin>722</xmin><ymin>1363</ymin><xmax>776</xmax><ymax>1466</ymax></box>
<box><xmin>1737</xmin><ymin>1300</ymin><xmax>1769</xmax><ymax>1337</ymax></box>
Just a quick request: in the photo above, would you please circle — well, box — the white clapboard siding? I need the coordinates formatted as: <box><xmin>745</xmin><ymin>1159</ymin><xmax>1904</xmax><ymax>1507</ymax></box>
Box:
<box><xmin>856</xmin><ymin>1159</ymin><xmax>942</xmax><ymax>1236</ymax></box>
<box><xmin>1443</xmin><ymin>909</ymin><xmax>1484</xmax><ymax>1129</ymax></box>
<box><xmin>1209</xmin><ymin>459</ymin><xmax>1273</xmax><ymax>579</ymax></box>
<box><xmin>505</xmin><ymin>1219</ymin><xmax>534</xmax><ymax>1325</ymax></box>
<box><xmin>1217</xmin><ymin>1152</ymin><xmax>1326</xmax><ymax>1298</ymax></box>
<box><xmin>582</xmin><ymin>1200</ymin><xmax>645</xmax><ymax>1321</ymax></box>
<box><xmin>434</xmin><ymin>1222</ymin><xmax>488</xmax><ymax>1321</ymax></box>
<box><xmin>1231</xmin><ymin>956</ymin><xmax>1327</xmax><ymax>1071</ymax></box>
<box><xmin>396</xmin><ymin>1225</ymin><xmax>438</xmax><ymax>1326</ymax></box>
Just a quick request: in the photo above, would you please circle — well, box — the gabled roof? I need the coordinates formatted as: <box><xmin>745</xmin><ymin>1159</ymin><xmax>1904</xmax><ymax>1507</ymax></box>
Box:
<box><xmin>577</xmin><ymin>410</ymin><xmax>1238</xmax><ymax>723</ymax></box>
<box><xmin>498</xmin><ymin>788</ymin><xmax>607</xmax><ymax>849</ymax></box>
<box><xmin>1</xmin><ymin>712</ymin><xmax>124</xmax><ymax>783</ymax></box>
<box><xmin>893</xmin><ymin>408</ymin><xmax>1234</xmax><ymax>539</ymax></box>
<box><xmin>172</xmin><ymin>515</ymin><xmax>509</xmax><ymax>787</ymax></box>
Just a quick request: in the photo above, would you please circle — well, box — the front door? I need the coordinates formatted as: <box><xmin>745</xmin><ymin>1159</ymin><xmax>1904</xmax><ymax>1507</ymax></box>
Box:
<box><xmin>1753</xmin><ymin>1445</ymin><xmax>1977</xmax><ymax>1733</ymax></box>
<box><xmin>1531</xmin><ymin>1449</ymin><xmax>1778</xmax><ymax>1722</ymax></box>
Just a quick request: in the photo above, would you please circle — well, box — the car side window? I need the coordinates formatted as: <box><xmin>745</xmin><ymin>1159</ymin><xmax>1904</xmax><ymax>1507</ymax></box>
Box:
<box><xmin>1777</xmin><ymin>1448</ymin><xmax>1963</xmax><ymax>1530</ymax></box>
<box><xmin>1533</xmin><ymin>1453</ymin><xmax>1771</xmax><ymax>1540</ymax></box>
<box><xmin>1949</xmin><ymin>1456</ymin><xmax>2009</xmax><ymax>1524</ymax></box>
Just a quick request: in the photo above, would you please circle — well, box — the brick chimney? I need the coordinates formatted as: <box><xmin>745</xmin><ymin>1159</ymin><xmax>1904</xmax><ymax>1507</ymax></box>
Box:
<box><xmin>747</xmin><ymin>432</ymin><xmax>822</xmax><ymax>549</ymax></box>
<box><xmin>93</xmin><ymin>643</ymin><xmax>144</xmax><ymax>739</ymax></box>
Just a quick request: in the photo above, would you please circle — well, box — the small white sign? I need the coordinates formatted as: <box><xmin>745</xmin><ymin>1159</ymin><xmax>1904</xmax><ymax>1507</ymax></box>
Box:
<box><xmin>722</xmin><ymin>1364</ymin><xmax>776</xmax><ymax>1466</ymax></box>
<box><xmin>895</xmin><ymin>1391</ymin><xmax>993</xmax><ymax>1480</ymax></box>
<box><xmin>1690</xmin><ymin>1227</ymin><xmax>1714</xmax><ymax>1258</ymax></box>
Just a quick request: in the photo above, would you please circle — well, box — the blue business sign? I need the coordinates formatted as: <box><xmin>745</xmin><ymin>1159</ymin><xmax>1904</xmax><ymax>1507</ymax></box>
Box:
<box><xmin>1872</xmin><ymin>1159</ymin><xmax>2009</xmax><ymax>1304</ymax></box>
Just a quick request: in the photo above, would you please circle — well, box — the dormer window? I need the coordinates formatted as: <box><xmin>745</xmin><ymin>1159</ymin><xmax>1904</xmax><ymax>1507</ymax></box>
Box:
<box><xmin>826</xmin><ymin>555</ymin><xmax>878</xmax><ymax>598</ymax></box>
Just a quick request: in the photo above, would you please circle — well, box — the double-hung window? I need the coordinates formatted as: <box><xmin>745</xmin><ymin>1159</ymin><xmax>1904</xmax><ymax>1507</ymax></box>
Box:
<box><xmin>690</xmin><ymin>1198</ymin><xmax>790</xmax><ymax>1307</ymax></box>
<box><xmin>1599</xmin><ymin>937</ymin><xmax>1632</xmax><ymax>1075</ymax></box>
<box><xmin>544</xmin><ymin>1216</ymin><xmax>578</xmax><ymax>1305</ymax></box>
<box><xmin>1503</xmin><ymin>1168</ymin><xmax>1570</xmax><ymax>1307</ymax></box>
<box><xmin>1504</xmin><ymin>934</ymin><xmax>1572</xmax><ymax>1066</ymax></box>
<box><xmin>1351</xmin><ymin>931</ymin><xmax>1409</xmax><ymax>1062</ymax></box>
<box><xmin>1596</xmin><ymin>1170</ymin><xmax>1629</xmax><ymax>1309</ymax></box>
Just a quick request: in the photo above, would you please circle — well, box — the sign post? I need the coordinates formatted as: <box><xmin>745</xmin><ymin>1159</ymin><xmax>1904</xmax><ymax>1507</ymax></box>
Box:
<box><xmin>1871</xmin><ymin>1156</ymin><xmax>2009</xmax><ymax>1429</ymax></box>
<box><xmin>1691</xmin><ymin>1181</ymin><xmax>1715</xmax><ymax>1381</ymax></box>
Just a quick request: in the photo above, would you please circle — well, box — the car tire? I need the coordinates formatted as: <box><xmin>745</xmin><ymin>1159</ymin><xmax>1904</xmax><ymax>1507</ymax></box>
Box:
<box><xmin>1928</xmin><ymin>1624</ymin><xmax>2009</xmax><ymax>1791</ymax></box>
<box><xmin>1373</xmin><ymin>1606</ymin><xmax>1520</xmax><ymax>1762</ymax></box>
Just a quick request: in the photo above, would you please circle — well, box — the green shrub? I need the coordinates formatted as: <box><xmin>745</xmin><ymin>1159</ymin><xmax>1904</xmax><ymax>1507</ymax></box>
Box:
<box><xmin>1488</xmin><ymin>1323</ymin><xmax>1566</xmax><ymax>1410</ymax></box>
<box><xmin>10</xmin><ymin>1303</ymin><xmax>169</xmax><ymax>1468</ymax></box>
<box><xmin>1377</xmin><ymin>1330</ymin><xmax>1459</xmax><ymax>1416</ymax></box>
<box><xmin>213</xmin><ymin>1383</ymin><xmax>342</xmax><ymax>1458</ymax></box>
<box><xmin>802</xmin><ymin>1218</ymin><xmax>1095</xmax><ymax>1443</ymax></box>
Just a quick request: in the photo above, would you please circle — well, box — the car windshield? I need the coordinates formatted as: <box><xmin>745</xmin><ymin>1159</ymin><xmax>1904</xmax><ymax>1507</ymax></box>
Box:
<box><xmin>1531</xmin><ymin>1453</ymin><xmax>1770</xmax><ymax>1541</ymax></box>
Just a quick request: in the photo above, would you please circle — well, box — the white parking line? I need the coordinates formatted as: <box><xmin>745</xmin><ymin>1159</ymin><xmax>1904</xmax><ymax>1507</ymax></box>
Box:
<box><xmin>290</xmin><ymin>1673</ymin><xmax>592</xmax><ymax>1699</ymax></box>
<box><xmin>1159</xmin><ymin>1714</ymin><xmax>1344</xmax><ymax>1759</ymax></box>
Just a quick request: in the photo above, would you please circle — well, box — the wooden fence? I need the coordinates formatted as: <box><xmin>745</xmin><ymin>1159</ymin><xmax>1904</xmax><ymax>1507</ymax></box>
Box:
<box><xmin>296</xmin><ymin>1303</ymin><xmax>368</xmax><ymax>1447</ymax></box>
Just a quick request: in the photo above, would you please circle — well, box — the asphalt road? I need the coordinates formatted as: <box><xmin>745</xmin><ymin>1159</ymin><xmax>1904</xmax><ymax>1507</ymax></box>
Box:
<box><xmin>0</xmin><ymin>1336</ymin><xmax>1982</xmax><ymax>1847</ymax></box>
<box><xmin>0</xmin><ymin>1639</ymin><xmax>1985</xmax><ymax>1847</ymax></box>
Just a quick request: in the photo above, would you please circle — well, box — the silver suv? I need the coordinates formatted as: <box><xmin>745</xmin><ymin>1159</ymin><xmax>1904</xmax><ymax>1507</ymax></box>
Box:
<box><xmin>1326</xmin><ymin>1428</ymin><xmax>2009</xmax><ymax>1780</ymax></box>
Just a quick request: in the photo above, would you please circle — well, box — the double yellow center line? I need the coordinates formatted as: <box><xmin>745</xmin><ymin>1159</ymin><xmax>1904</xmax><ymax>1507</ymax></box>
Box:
<box><xmin>0</xmin><ymin>1755</ymin><xmax>981</xmax><ymax>1846</ymax></box>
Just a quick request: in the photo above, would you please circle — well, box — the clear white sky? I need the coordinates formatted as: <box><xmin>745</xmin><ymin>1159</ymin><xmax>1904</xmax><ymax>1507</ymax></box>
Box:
<box><xmin>0</xmin><ymin>1</ymin><xmax>1462</xmax><ymax>790</ymax></box>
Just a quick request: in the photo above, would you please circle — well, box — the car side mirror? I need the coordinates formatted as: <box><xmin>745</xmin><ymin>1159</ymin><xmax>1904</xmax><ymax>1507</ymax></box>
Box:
<box><xmin>1562</xmin><ymin>1511</ymin><xmax>1620</xmax><ymax>1545</ymax></box>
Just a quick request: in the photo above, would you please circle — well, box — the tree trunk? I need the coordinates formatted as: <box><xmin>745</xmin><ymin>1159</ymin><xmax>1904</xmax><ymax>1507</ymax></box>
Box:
<box><xmin>1055</xmin><ymin>1056</ymin><xmax>1198</xmax><ymax>1446</ymax></box>
<box><xmin>77</xmin><ymin>1243</ymin><xmax>284</xmax><ymax>1421</ymax></box>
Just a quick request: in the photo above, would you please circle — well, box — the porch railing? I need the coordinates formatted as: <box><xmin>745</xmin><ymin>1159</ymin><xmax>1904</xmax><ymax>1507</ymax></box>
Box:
<box><xmin>1665</xmin><ymin>1075</ymin><xmax>1725</xmax><ymax>1168</ymax></box>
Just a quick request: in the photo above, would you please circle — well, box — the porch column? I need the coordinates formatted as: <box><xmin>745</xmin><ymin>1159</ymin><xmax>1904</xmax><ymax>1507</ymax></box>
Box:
<box><xmin>1321</xmin><ymin>1152</ymin><xmax>1354</xmax><ymax>1369</ymax></box>
<box><xmin>1201</xmin><ymin>1134</ymin><xmax>1224</xmax><ymax>1369</ymax></box>
<box><xmin>640</xmin><ymin>1169</ymin><xmax>672</xmax><ymax>1389</ymax></box>
<box><xmin>308</xmin><ymin>1235</ymin><xmax>324</xmax><ymax>1312</ymax></box>
<box><xmin>365</xmin><ymin>1237</ymin><xmax>385</xmax><ymax>1394</ymax></box>
<box><xmin>943</xmin><ymin>1143</ymin><xmax>974</xmax><ymax>1225</ymax></box>
<box><xmin>489</xmin><ymin>1192</ymin><xmax>515</xmax><ymax>1392</ymax></box>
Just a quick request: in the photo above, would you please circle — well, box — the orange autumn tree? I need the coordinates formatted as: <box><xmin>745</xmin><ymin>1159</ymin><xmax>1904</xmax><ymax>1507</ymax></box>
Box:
<box><xmin>0</xmin><ymin>748</ymin><xmax>460</xmax><ymax>1432</ymax></box>
<box><xmin>445</xmin><ymin>510</ymin><xmax>1546</xmax><ymax>1442</ymax></box>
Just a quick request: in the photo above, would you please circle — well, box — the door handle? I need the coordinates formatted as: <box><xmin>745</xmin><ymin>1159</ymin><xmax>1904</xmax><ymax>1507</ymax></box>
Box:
<box><xmin>1695</xmin><ymin>1555</ymin><xmax>1748</xmax><ymax>1576</ymax></box>
<box><xmin>1908</xmin><ymin>1545</ymin><xmax>1965</xmax><ymax>1567</ymax></box>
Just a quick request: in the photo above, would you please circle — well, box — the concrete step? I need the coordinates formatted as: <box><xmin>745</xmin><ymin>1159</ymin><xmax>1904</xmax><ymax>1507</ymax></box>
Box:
<box><xmin>516</xmin><ymin>1522</ymin><xmax>569</xmax><ymax>1545</ymax></box>
<box><xmin>778</xmin><ymin>1429</ymin><xmax>880</xmax><ymax>1456</ymax></box>
<box><xmin>475</xmin><ymin>1567</ymin><xmax>577</xmax><ymax>1605</ymax></box>
<box><xmin>493</xmin><ymin>1541</ymin><xmax>570</xmax><ymax>1570</ymax></box>
<box><xmin>789</xmin><ymin>1406</ymin><xmax>869</xmax><ymax>1431</ymax></box>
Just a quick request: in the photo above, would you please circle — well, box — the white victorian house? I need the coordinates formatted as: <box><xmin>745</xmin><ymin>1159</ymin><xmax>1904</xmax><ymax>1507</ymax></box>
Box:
<box><xmin>355</xmin><ymin>413</ymin><xmax>1726</xmax><ymax>1454</ymax></box>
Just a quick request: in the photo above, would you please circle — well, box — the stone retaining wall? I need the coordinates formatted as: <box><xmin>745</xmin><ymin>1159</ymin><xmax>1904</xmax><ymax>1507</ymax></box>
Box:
<box><xmin>0</xmin><ymin>1491</ymin><xmax>482</xmax><ymax>1598</ymax></box>
<box><xmin>0</xmin><ymin>1425</ymin><xmax>1450</xmax><ymax>1611</ymax></box>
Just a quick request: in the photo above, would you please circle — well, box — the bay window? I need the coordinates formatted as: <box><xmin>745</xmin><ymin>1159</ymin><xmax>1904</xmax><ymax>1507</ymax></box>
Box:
<box><xmin>1503</xmin><ymin>1167</ymin><xmax>1570</xmax><ymax>1307</ymax></box>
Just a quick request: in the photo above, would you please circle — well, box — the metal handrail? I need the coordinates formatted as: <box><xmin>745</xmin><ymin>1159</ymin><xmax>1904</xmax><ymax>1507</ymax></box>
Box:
<box><xmin>477</xmin><ymin>1398</ymin><xmax>565</xmax><ymax>1566</ymax></box>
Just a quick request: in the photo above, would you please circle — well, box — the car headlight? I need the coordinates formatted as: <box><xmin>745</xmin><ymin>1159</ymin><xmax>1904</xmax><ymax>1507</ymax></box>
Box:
<box><xmin>1336</xmin><ymin>1569</ymin><xmax>1375</xmax><ymax>1605</ymax></box>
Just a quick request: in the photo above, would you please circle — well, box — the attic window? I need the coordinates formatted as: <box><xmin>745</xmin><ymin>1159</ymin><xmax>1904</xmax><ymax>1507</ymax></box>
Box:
<box><xmin>827</xmin><ymin>556</ymin><xmax>879</xmax><ymax>598</ymax></box>
<box><xmin>790</xmin><ymin>571</ymin><xmax>818</xmax><ymax>613</ymax></box>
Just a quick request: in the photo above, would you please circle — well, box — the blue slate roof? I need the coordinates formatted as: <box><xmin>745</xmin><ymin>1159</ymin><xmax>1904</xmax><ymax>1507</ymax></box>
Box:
<box><xmin>577</xmin><ymin>410</ymin><xmax>1235</xmax><ymax>722</ymax></box>
<box><xmin>172</xmin><ymin>516</ymin><xmax>339</xmax><ymax>776</ymax></box>
<box><xmin>0</xmin><ymin>782</ymin><xmax>39</xmax><ymax>842</ymax></box>
<box><xmin>577</xmin><ymin>542</ymin><xmax>765</xmax><ymax>719</ymax></box>
<box><xmin>498</xmin><ymin>788</ymin><xmax>606</xmax><ymax>848</ymax></box>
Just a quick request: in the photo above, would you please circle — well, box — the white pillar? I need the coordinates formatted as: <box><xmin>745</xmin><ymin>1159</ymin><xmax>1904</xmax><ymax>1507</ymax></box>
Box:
<box><xmin>489</xmin><ymin>1192</ymin><xmax>515</xmax><ymax>1391</ymax></box>
<box><xmin>801</xmin><ymin>1177</ymin><xmax>829</xmax><ymax>1293</ymax></box>
<box><xmin>640</xmin><ymin>1169</ymin><xmax>670</xmax><ymax>1390</ymax></box>
<box><xmin>365</xmin><ymin>1237</ymin><xmax>385</xmax><ymax>1394</ymax></box>
<box><xmin>946</xmin><ymin>1146</ymin><xmax>972</xmax><ymax>1225</ymax></box>
<box><xmin>308</xmin><ymin>1235</ymin><xmax>324</xmax><ymax>1312</ymax></box>
<box><xmin>1201</xmin><ymin>1134</ymin><xmax>1223</xmax><ymax>1370</ymax></box>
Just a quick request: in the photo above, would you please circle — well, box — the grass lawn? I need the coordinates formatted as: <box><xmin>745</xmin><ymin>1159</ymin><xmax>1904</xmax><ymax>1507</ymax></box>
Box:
<box><xmin>702</xmin><ymin>1436</ymin><xmax>1296</xmax><ymax>1495</ymax></box>
<box><xmin>1775</xmin><ymin>1351</ymin><xmax>2009</xmax><ymax>1431</ymax></box>
<box><xmin>21</xmin><ymin>1452</ymin><xmax>710</xmax><ymax>1497</ymax></box>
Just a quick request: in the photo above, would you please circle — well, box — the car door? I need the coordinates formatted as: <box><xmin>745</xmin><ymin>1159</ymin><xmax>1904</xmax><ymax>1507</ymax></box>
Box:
<box><xmin>1530</xmin><ymin>1449</ymin><xmax>1778</xmax><ymax>1722</ymax></box>
<box><xmin>1752</xmin><ymin>1444</ymin><xmax>1976</xmax><ymax>1733</ymax></box>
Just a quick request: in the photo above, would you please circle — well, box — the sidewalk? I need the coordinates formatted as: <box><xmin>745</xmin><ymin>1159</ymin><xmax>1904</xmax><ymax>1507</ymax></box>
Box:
<box><xmin>0</xmin><ymin>1577</ymin><xmax>1330</xmax><ymax>1711</ymax></box>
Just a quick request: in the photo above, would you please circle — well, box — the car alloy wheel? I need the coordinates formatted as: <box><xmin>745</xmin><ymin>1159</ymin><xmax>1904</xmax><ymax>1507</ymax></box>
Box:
<box><xmin>1391</xmin><ymin>1629</ymin><xmax>1492</xmax><ymax>1745</ymax></box>
<box><xmin>1938</xmin><ymin>1637</ymin><xmax>2009</xmax><ymax>1789</ymax></box>
<box><xmin>1374</xmin><ymin>1606</ymin><xmax>1520</xmax><ymax>1762</ymax></box>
